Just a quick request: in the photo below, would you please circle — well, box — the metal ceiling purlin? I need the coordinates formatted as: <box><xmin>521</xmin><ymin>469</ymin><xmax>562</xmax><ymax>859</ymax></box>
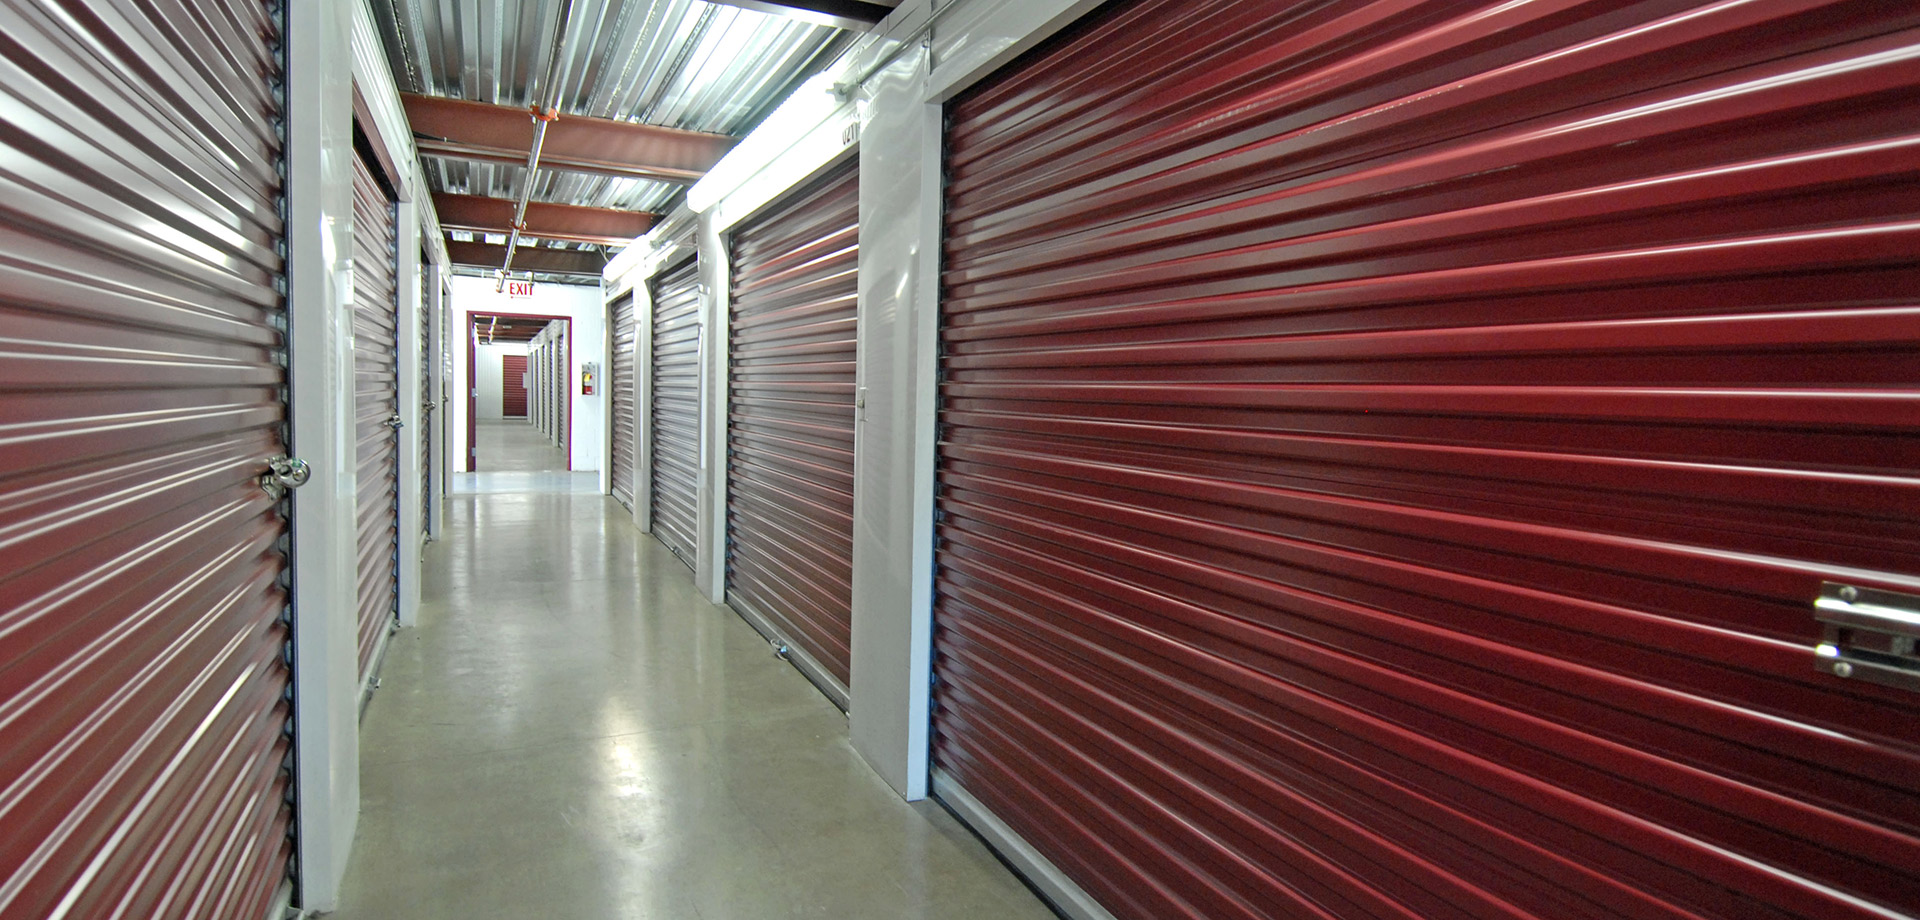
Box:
<box><xmin>370</xmin><ymin>0</ymin><xmax>846</xmax><ymax>215</ymax></box>
<box><xmin>435</xmin><ymin>193</ymin><xmax>658</xmax><ymax>246</ymax></box>
<box><xmin>453</xmin><ymin>267</ymin><xmax>603</xmax><ymax>286</ymax></box>
<box><xmin>446</xmin><ymin>239</ymin><xmax>606</xmax><ymax>276</ymax></box>
<box><xmin>433</xmin><ymin>160</ymin><xmax>684</xmax><ymax>221</ymax></box>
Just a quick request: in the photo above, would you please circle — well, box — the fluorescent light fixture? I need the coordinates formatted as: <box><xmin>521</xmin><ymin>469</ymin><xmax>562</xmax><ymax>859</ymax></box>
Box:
<box><xmin>686</xmin><ymin>72</ymin><xmax>846</xmax><ymax>213</ymax></box>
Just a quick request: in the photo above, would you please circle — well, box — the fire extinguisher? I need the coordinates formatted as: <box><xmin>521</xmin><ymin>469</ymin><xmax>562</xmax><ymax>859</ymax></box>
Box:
<box><xmin>581</xmin><ymin>362</ymin><xmax>597</xmax><ymax>395</ymax></box>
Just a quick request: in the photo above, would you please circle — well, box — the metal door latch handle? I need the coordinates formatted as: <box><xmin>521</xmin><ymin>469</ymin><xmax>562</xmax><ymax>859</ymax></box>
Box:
<box><xmin>386</xmin><ymin>413</ymin><xmax>405</xmax><ymax>430</ymax></box>
<box><xmin>1814</xmin><ymin>581</ymin><xmax>1920</xmax><ymax>692</ymax></box>
<box><xmin>260</xmin><ymin>456</ymin><xmax>311</xmax><ymax>500</ymax></box>
<box><xmin>422</xmin><ymin>401</ymin><xmax>436</xmax><ymax>413</ymax></box>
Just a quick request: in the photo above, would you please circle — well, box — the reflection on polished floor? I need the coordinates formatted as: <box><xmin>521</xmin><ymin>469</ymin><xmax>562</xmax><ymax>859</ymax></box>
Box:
<box><xmin>330</xmin><ymin>468</ymin><xmax>1057</xmax><ymax>918</ymax></box>
<box><xmin>476</xmin><ymin>417</ymin><xmax>571</xmax><ymax>473</ymax></box>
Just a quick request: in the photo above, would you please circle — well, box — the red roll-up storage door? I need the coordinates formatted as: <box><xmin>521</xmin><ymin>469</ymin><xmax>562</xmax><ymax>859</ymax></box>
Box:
<box><xmin>541</xmin><ymin>338</ymin><xmax>554</xmax><ymax>438</ymax></box>
<box><xmin>610</xmin><ymin>293</ymin><xmax>638</xmax><ymax>511</ymax></box>
<box><xmin>352</xmin><ymin>150</ymin><xmax>400</xmax><ymax>689</ymax></box>
<box><xmin>533</xmin><ymin>338</ymin><xmax>548</xmax><ymax>437</ymax></box>
<box><xmin>934</xmin><ymin>3</ymin><xmax>1920</xmax><ymax>920</ymax></box>
<box><xmin>537</xmin><ymin>339</ymin><xmax>550</xmax><ymax>437</ymax></box>
<box><xmin>651</xmin><ymin>259</ymin><xmax>702</xmax><ymax>571</ymax></box>
<box><xmin>725</xmin><ymin>159</ymin><xmax>859</xmax><ymax>698</ymax></box>
<box><xmin>0</xmin><ymin>0</ymin><xmax>296</xmax><ymax>915</ymax></box>
<box><xmin>544</xmin><ymin>336</ymin><xmax>556</xmax><ymax>439</ymax></box>
<box><xmin>524</xmin><ymin>344</ymin><xmax>538</xmax><ymax>430</ymax></box>
<box><xmin>553</xmin><ymin>324</ymin><xmax>568</xmax><ymax>453</ymax></box>
<box><xmin>502</xmin><ymin>353</ymin><xmax>529</xmax><ymax>418</ymax></box>
<box><xmin>420</xmin><ymin>251</ymin><xmax>433</xmax><ymax>541</ymax></box>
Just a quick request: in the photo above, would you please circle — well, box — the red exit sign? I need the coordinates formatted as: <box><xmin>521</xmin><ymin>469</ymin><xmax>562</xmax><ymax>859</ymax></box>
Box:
<box><xmin>506</xmin><ymin>280</ymin><xmax>535</xmax><ymax>298</ymax></box>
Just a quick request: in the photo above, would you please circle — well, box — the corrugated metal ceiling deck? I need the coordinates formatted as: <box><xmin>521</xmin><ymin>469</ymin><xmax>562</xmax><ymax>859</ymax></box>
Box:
<box><xmin>370</xmin><ymin>0</ymin><xmax>849</xmax><ymax>235</ymax></box>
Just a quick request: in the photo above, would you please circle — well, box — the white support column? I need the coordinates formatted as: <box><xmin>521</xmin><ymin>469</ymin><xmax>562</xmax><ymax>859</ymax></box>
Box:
<box><xmin>840</xmin><ymin>0</ymin><xmax>1129</xmax><ymax>808</ymax></box>
<box><xmin>285</xmin><ymin>0</ymin><xmax>361</xmax><ymax>908</ymax></box>
<box><xmin>395</xmin><ymin>202</ymin><xmax>423</xmax><ymax>628</ymax></box>
<box><xmin>695</xmin><ymin>213</ymin><xmax>732</xmax><ymax>605</ymax></box>
<box><xmin>425</xmin><ymin>266</ymin><xmax>446</xmax><ymax>541</ymax></box>
<box><xmin>599</xmin><ymin>286</ymin><xmax>614</xmax><ymax>498</ymax></box>
<box><xmin>847</xmin><ymin>43</ymin><xmax>939</xmax><ymax>801</ymax></box>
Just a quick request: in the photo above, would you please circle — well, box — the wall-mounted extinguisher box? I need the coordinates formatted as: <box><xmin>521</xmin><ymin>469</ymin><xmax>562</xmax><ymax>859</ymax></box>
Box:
<box><xmin>580</xmin><ymin>361</ymin><xmax>596</xmax><ymax>395</ymax></box>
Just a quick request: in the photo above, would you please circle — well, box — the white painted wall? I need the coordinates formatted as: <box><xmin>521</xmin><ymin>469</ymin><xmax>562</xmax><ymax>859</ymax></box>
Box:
<box><xmin>451</xmin><ymin>276</ymin><xmax>606</xmax><ymax>471</ymax></box>
<box><xmin>474</xmin><ymin>342</ymin><xmax>527</xmax><ymax>420</ymax></box>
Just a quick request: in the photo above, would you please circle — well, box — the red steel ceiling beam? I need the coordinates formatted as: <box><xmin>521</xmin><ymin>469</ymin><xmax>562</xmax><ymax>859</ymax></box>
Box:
<box><xmin>445</xmin><ymin>238</ymin><xmax>606</xmax><ymax>276</ymax></box>
<box><xmin>404</xmin><ymin>94</ymin><xmax>736</xmax><ymax>185</ymax></box>
<box><xmin>434</xmin><ymin>194</ymin><xmax>657</xmax><ymax>247</ymax></box>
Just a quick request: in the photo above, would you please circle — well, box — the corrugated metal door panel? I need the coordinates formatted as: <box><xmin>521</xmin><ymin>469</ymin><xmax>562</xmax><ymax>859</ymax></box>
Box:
<box><xmin>502</xmin><ymin>353</ymin><xmax>529</xmax><ymax>417</ymax></box>
<box><xmin>0</xmin><ymin>0</ymin><xmax>295</xmax><ymax>915</ymax></box>
<box><xmin>934</xmin><ymin>2</ymin><xmax>1920</xmax><ymax>920</ymax></box>
<box><xmin>610</xmin><ymin>293</ymin><xmax>638</xmax><ymax>510</ymax></box>
<box><xmin>441</xmin><ymin>280</ymin><xmax>452</xmax><ymax>474</ymax></box>
<box><xmin>725</xmin><ymin>159</ymin><xmax>859</xmax><ymax>690</ymax></box>
<box><xmin>548</xmin><ymin>334</ymin><xmax>558</xmax><ymax>440</ymax></box>
<box><xmin>529</xmin><ymin>342</ymin><xmax>541</xmax><ymax>431</ymax></box>
<box><xmin>420</xmin><ymin>253</ymin><xmax>432</xmax><ymax>541</ymax></box>
<box><xmin>466</xmin><ymin>324</ymin><xmax>477</xmax><ymax>471</ymax></box>
<box><xmin>555</xmin><ymin>326</ymin><xmax>568</xmax><ymax>453</ymax></box>
<box><xmin>651</xmin><ymin>259</ymin><xmax>701</xmax><ymax>570</ymax></box>
<box><xmin>352</xmin><ymin>155</ymin><xmax>399</xmax><ymax>687</ymax></box>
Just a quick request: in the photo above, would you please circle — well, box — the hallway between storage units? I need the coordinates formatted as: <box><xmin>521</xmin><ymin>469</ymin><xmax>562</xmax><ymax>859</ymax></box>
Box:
<box><xmin>472</xmin><ymin>418</ymin><xmax>570</xmax><ymax>474</ymax></box>
<box><xmin>331</xmin><ymin>473</ymin><xmax>1058</xmax><ymax>919</ymax></box>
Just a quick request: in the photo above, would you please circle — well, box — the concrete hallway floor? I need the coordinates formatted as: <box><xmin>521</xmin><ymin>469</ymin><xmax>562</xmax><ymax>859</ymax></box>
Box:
<box><xmin>329</xmin><ymin>471</ymin><xmax>1057</xmax><ymax>919</ymax></box>
<box><xmin>474</xmin><ymin>417</ymin><xmax>570</xmax><ymax>473</ymax></box>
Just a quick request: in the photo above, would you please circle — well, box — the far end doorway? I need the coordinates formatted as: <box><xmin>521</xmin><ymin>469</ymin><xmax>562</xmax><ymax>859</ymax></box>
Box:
<box><xmin>468</xmin><ymin>311</ymin><xmax>572</xmax><ymax>473</ymax></box>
